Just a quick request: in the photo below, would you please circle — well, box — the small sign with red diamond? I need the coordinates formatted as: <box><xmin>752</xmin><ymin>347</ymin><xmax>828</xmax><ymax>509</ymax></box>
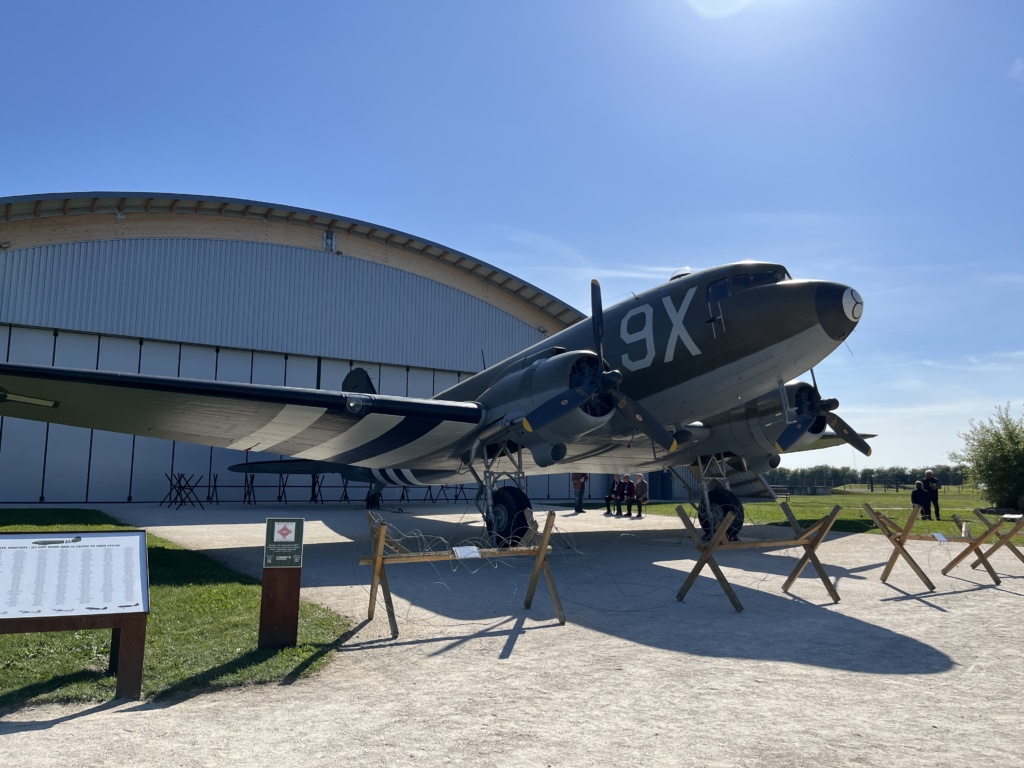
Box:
<box><xmin>264</xmin><ymin>518</ymin><xmax>304</xmax><ymax>568</ymax></box>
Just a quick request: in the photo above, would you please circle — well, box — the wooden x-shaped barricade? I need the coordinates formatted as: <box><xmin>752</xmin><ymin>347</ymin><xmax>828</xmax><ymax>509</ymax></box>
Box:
<box><xmin>675</xmin><ymin>503</ymin><xmax>842</xmax><ymax>612</ymax></box>
<box><xmin>863</xmin><ymin>503</ymin><xmax>935</xmax><ymax>590</ymax></box>
<box><xmin>942</xmin><ymin>510</ymin><xmax>1024</xmax><ymax>585</ymax></box>
<box><xmin>357</xmin><ymin>511</ymin><xmax>565</xmax><ymax>637</ymax></box>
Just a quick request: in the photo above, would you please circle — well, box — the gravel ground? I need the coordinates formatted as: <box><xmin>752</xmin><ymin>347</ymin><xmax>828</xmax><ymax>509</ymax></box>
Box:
<box><xmin>2</xmin><ymin>500</ymin><xmax>1022</xmax><ymax>768</ymax></box>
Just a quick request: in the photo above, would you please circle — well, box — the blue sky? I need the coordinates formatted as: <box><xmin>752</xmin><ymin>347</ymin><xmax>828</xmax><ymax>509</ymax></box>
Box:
<box><xmin>3</xmin><ymin>0</ymin><xmax>1023</xmax><ymax>472</ymax></box>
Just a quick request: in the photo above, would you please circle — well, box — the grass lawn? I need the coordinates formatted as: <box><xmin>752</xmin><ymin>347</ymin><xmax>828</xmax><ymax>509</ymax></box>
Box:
<box><xmin>645</xmin><ymin>486</ymin><xmax>1022</xmax><ymax>541</ymax></box>
<box><xmin>0</xmin><ymin>508</ymin><xmax>350</xmax><ymax>712</ymax></box>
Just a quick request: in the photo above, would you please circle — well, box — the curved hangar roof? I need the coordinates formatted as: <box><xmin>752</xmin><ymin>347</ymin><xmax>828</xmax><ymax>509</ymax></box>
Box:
<box><xmin>0</xmin><ymin>192</ymin><xmax>585</xmax><ymax>334</ymax></box>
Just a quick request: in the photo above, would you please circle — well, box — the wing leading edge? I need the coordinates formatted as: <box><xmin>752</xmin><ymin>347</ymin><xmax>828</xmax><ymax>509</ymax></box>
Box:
<box><xmin>0</xmin><ymin>363</ymin><xmax>484</xmax><ymax>468</ymax></box>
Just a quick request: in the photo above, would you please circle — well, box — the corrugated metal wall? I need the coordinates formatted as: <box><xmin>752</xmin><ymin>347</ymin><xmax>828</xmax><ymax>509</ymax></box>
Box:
<box><xmin>0</xmin><ymin>238</ymin><xmax>540</xmax><ymax>371</ymax></box>
<box><xmin>0</xmin><ymin>237</ymin><xmax>570</xmax><ymax>504</ymax></box>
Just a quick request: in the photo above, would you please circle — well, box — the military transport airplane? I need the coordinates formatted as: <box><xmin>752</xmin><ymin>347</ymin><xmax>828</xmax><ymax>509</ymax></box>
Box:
<box><xmin>0</xmin><ymin>261</ymin><xmax>869</xmax><ymax>544</ymax></box>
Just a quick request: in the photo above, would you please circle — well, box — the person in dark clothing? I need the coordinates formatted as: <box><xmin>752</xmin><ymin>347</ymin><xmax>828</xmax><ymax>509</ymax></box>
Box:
<box><xmin>604</xmin><ymin>474</ymin><xmax>621</xmax><ymax>516</ymax></box>
<box><xmin>633</xmin><ymin>473</ymin><xmax>649</xmax><ymax>519</ymax></box>
<box><xmin>911</xmin><ymin>480</ymin><xmax>930</xmax><ymax>520</ymax></box>
<box><xmin>571</xmin><ymin>473</ymin><xmax>588</xmax><ymax>514</ymax></box>
<box><xmin>922</xmin><ymin>469</ymin><xmax>942</xmax><ymax>520</ymax></box>
<box><xmin>621</xmin><ymin>474</ymin><xmax>637</xmax><ymax>517</ymax></box>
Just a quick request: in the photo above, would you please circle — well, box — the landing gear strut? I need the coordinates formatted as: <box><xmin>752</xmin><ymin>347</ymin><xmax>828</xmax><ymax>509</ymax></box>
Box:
<box><xmin>467</xmin><ymin>441</ymin><xmax>532</xmax><ymax>547</ymax></box>
<box><xmin>670</xmin><ymin>454</ymin><xmax>745</xmax><ymax>540</ymax></box>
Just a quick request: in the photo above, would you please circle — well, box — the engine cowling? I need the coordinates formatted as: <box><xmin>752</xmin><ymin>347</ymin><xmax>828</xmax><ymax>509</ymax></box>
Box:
<box><xmin>692</xmin><ymin>382</ymin><xmax>827</xmax><ymax>468</ymax></box>
<box><xmin>477</xmin><ymin>351</ymin><xmax>616</xmax><ymax>449</ymax></box>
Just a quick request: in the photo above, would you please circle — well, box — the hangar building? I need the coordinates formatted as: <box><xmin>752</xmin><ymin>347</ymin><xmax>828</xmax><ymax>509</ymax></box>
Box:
<box><xmin>0</xmin><ymin>192</ymin><xmax>586</xmax><ymax>505</ymax></box>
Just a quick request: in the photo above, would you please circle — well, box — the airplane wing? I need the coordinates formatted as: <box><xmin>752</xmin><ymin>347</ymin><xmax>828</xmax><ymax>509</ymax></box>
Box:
<box><xmin>0</xmin><ymin>363</ymin><xmax>484</xmax><ymax>468</ymax></box>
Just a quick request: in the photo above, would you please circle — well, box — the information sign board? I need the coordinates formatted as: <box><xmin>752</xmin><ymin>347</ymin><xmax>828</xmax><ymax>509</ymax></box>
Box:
<box><xmin>264</xmin><ymin>519</ymin><xmax>304</xmax><ymax>568</ymax></box>
<box><xmin>0</xmin><ymin>531</ymin><xmax>150</xmax><ymax>620</ymax></box>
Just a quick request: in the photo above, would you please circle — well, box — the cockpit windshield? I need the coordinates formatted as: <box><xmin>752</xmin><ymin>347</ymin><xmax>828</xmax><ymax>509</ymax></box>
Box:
<box><xmin>730</xmin><ymin>268</ymin><xmax>790</xmax><ymax>292</ymax></box>
<box><xmin>706</xmin><ymin>266</ymin><xmax>791</xmax><ymax>304</ymax></box>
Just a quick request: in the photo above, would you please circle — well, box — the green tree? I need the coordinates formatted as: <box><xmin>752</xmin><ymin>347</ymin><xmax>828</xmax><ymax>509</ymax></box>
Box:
<box><xmin>949</xmin><ymin>403</ymin><xmax>1024</xmax><ymax>509</ymax></box>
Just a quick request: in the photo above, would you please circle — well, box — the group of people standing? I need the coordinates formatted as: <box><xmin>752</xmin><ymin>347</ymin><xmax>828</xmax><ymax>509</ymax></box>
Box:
<box><xmin>570</xmin><ymin>472</ymin><xmax>649</xmax><ymax>518</ymax></box>
<box><xmin>910</xmin><ymin>469</ymin><xmax>943</xmax><ymax>520</ymax></box>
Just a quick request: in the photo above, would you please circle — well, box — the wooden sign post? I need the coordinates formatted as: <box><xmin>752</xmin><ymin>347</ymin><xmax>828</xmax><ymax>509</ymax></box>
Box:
<box><xmin>258</xmin><ymin>518</ymin><xmax>303</xmax><ymax>649</ymax></box>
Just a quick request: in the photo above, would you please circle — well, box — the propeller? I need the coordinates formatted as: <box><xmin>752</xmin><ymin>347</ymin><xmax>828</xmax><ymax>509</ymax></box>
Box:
<box><xmin>522</xmin><ymin>280</ymin><xmax>678</xmax><ymax>453</ymax></box>
<box><xmin>824</xmin><ymin>410</ymin><xmax>872</xmax><ymax>457</ymax></box>
<box><xmin>774</xmin><ymin>370</ymin><xmax>872</xmax><ymax>456</ymax></box>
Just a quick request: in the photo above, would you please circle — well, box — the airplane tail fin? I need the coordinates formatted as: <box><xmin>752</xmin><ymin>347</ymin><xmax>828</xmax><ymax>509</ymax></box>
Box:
<box><xmin>342</xmin><ymin>367</ymin><xmax>376</xmax><ymax>394</ymax></box>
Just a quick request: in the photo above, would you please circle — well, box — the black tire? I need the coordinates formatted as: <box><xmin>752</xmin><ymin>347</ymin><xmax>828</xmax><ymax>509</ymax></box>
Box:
<box><xmin>488</xmin><ymin>487</ymin><xmax>531</xmax><ymax>547</ymax></box>
<box><xmin>698</xmin><ymin>488</ymin><xmax>744</xmax><ymax>540</ymax></box>
<box><xmin>366</xmin><ymin>491</ymin><xmax>382</xmax><ymax>510</ymax></box>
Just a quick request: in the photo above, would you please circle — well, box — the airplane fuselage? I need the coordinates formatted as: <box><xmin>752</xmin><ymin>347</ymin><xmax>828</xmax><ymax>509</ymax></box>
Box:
<box><xmin>440</xmin><ymin>261</ymin><xmax>860</xmax><ymax>446</ymax></box>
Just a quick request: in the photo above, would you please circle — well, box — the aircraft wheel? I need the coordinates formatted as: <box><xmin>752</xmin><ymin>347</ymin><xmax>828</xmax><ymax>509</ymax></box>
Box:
<box><xmin>488</xmin><ymin>487</ymin><xmax>530</xmax><ymax>547</ymax></box>
<box><xmin>366</xmin><ymin>491</ymin><xmax>382</xmax><ymax>510</ymax></box>
<box><xmin>698</xmin><ymin>488</ymin><xmax>744</xmax><ymax>540</ymax></box>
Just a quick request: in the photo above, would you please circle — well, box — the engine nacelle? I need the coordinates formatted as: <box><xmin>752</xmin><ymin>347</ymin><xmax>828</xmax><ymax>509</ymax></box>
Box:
<box><xmin>692</xmin><ymin>381</ymin><xmax>826</xmax><ymax>464</ymax></box>
<box><xmin>529</xmin><ymin>441</ymin><xmax>568</xmax><ymax>468</ymax></box>
<box><xmin>477</xmin><ymin>351</ymin><xmax>615</xmax><ymax>448</ymax></box>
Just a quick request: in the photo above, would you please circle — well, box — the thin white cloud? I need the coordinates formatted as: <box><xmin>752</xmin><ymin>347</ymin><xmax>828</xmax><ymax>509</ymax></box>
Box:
<box><xmin>730</xmin><ymin>211</ymin><xmax>875</xmax><ymax>230</ymax></box>
<box><xmin>1009</xmin><ymin>57</ymin><xmax>1024</xmax><ymax>83</ymax></box>
<box><xmin>498</xmin><ymin>227</ymin><xmax>584</xmax><ymax>262</ymax></box>
<box><xmin>980</xmin><ymin>270</ymin><xmax>1024</xmax><ymax>285</ymax></box>
<box><xmin>919</xmin><ymin>358</ymin><xmax>1018</xmax><ymax>374</ymax></box>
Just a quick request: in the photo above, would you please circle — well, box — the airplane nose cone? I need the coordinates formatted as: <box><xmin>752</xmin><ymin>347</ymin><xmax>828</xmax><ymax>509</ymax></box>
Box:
<box><xmin>816</xmin><ymin>283</ymin><xmax>863</xmax><ymax>341</ymax></box>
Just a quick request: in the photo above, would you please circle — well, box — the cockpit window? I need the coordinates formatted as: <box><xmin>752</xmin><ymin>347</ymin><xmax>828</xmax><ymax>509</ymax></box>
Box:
<box><xmin>731</xmin><ymin>273</ymin><xmax>752</xmax><ymax>290</ymax></box>
<box><xmin>707</xmin><ymin>278</ymin><xmax>730</xmax><ymax>303</ymax></box>
<box><xmin>729</xmin><ymin>269</ymin><xmax>790</xmax><ymax>293</ymax></box>
<box><xmin>752</xmin><ymin>269</ymin><xmax>788</xmax><ymax>286</ymax></box>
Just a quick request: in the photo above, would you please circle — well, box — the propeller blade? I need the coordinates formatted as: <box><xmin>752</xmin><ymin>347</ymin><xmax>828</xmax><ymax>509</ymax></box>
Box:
<box><xmin>522</xmin><ymin>387</ymin><xmax>594</xmax><ymax>433</ymax></box>
<box><xmin>825</xmin><ymin>412</ymin><xmax>872</xmax><ymax>456</ymax></box>
<box><xmin>774</xmin><ymin>413</ymin><xmax>817</xmax><ymax>453</ymax></box>
<box><xmin>613</xmin><ymin>392</ymin><xmax>678</xmax><ymax>453</ymax></box>
<box><xmin>591</xmin><ymin>280</ymin><xmax>604</xmax><ymax>361</ymax></box>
